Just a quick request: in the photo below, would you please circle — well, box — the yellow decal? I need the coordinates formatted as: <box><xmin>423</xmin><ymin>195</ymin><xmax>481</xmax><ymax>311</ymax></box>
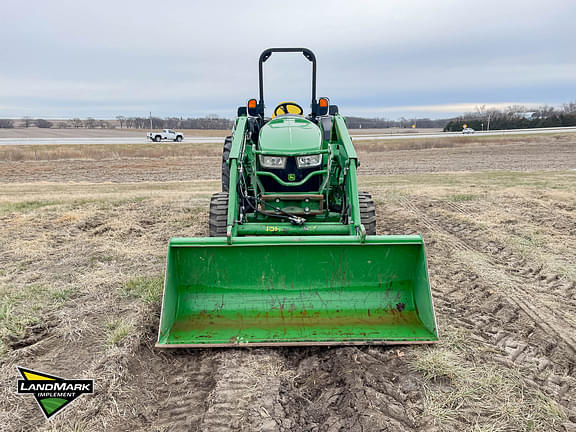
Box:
<box><xmin>265</xmin><ymin>226</ymin><xmax>281</xmax><ymax>232</ymax></box>
<box><xmin>22</xmin><ymin>371</ymin><xmax>56</xmax><ymax>381</ymax></box>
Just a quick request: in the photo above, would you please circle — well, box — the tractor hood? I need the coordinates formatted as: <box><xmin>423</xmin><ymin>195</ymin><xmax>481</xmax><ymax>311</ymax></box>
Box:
<box><xmin>259</xmin><ymin>116</ymin><xmax>322</xmax><ymax>153</ymax></box>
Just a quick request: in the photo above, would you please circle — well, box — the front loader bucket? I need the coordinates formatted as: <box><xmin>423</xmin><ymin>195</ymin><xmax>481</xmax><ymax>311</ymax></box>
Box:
<box><xmin>156</xmin><ymin>235</ymin><xmax>438</xmax><ymax>347</ymax></box>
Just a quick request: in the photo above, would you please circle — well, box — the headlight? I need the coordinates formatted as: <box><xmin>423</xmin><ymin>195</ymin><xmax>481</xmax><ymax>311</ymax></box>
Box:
<box><xmin>259</xmin><ymin>155</ymin><xmax>287</xmax><ymax>169</ymax></box>
<box><xmin>296</xmin><ymin>154</ymin><xmax>322</xmax><ymax>168</ymax></box>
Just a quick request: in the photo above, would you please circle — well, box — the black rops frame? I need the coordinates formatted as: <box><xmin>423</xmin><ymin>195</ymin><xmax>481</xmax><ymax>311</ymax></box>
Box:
<box><xmin>257</xmin><ymin>48</ymin><xmax>318</xmax><ymax>117</ymax></box>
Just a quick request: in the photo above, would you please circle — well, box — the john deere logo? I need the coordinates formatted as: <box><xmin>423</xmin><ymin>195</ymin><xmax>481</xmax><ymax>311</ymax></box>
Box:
<box><xmin>16</xmin><ymin>367</ymin><xmax>94</xmax><ymax>420</ymax></box>
<box><xmin>288</xmin><ymin>173</ymin><xmax>296</xmax><ymax>181</ymax></box>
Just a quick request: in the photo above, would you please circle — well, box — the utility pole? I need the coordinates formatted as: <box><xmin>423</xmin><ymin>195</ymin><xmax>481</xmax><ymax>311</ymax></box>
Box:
<box><xmin>150</xmin><ymin>112</ymin><xmax>153</xmax><ymax>129</ymax></box>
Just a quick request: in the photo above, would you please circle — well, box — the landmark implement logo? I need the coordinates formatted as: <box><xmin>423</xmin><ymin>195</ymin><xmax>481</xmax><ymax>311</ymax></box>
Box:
<box><xmin>16</xmin><ymin>367</ymin><xmax>94</xmax><ymax>420</ymax></box>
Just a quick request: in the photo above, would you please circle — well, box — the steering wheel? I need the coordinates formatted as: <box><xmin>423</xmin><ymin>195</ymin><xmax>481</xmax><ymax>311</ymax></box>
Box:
<box><xmin>273</xmin><ymin>101</ymin><xmax>304</xmax><ymax>118</ymax></box>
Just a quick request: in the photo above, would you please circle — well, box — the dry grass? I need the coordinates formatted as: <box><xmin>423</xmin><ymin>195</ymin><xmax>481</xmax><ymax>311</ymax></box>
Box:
<box><xmin>0</xmin><ymin>142</ymin><xmax>221</xmax><ymax>162</ymax></box>
<box><xmin>412</xmin><ymin>336</ymin><xmax>568</xmax><ymax>431</ymax></box>
<box><xmin>1</xmin><ymin>131</ymin><xmax>572</xmax><ymax>162</ymax></box>
<box><xmin>357</xmin><ymin>132</ymin><xmax>572</xmax><ymax>152</ymax></box>
<box><xmin>45</xmin><ymin>422</ymin><xmax>91</xmax><ymax>432</ymax></box>
<box><xmin>0</xmin><ymin>143</ymin><xmax>575</xmax><ymax>430</ymax></box>
<box><xmin>412</xmin><ymin>348</ymin><xmax>466</xmax><ymax>382</ymax></box>
<box><xmin>105</xmin><ymin>319</ymin><xmax>134</xmax><ymax>347</ymax></box>
<box><xmin>424</xmin><ymin>189</ymin><xmax>576</xmax><ymax>285</ymax></box>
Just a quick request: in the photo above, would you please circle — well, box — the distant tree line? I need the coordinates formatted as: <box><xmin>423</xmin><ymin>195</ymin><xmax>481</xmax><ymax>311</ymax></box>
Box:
<box><xmin>0</xmin><ymin>116</ymin><xmax>234</xmax><ymax>130</ymax></box>
<box><xmin>3</xmin><ymin>116</ymin><xmax>440</xmax><ymax>130</ymax></box>
<box><xmin>115</xmin><ymin>116</ymin><xmax>233</xmax><ymax>130</ymax></box>
<box><xmin>4</xmin><ymin>103</ymin><xmax>576</xmax><ymax>131</ymax></box>
<box><xmin>345</xmin><ymin>117</ymin><xmax>447</xmax><ymax>129</ymax></box>
<box><xmin>0</xmin><ymin>118</ymin><xmax>57</xmax><ymax>128</ymax></box>
<box><xmin>444</xmin><ymin>103</ymin><xmax>576</xmax><ymax>132</ymax></box>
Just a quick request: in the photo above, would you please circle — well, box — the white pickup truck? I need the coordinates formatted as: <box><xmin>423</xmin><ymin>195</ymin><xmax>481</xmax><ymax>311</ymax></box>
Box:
<box><xmin>146</xmin><ymin>129</ymin><xmax>184</xmax><ymax>142</ymax></box>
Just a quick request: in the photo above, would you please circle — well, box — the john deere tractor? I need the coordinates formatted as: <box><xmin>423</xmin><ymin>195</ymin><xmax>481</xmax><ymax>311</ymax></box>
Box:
<box><xmin>156</xmin><ymin>48</ymin><xmax>438</xmax><ymax>347</ymax></box>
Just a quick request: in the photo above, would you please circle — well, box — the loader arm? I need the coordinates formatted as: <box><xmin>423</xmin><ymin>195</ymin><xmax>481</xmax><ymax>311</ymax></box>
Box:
<box><xmin>333</xmin><ymin>115</ymin><xmax>364</xmax><ymax>239</ymax></box>
<box><xmin>226</xmin><ymin>116</ymin><xmax>248</xmax><ymax>241</ymax></box>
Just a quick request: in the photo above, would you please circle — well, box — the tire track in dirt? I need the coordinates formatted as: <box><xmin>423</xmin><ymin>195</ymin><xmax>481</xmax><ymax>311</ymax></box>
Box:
<box><xmin>150</xmin><ymin>350</ymin><xmax>287</xmax><ymax>431</ymax></box>
<box><xmin>438</xmin><ymin>197</ymin><xmax>576</xmax><ymax>265</ymax></box>
<box><xmin>148</xmin><ymin>346</ymin><xmax>432</xmax><ymax>432</ymax></box>
<box><xmin>395</xmin><ymin>197</ymin><xmax>576</xmax><ymax>415</ymax></box>
<box><xmin>136</xmin><ymin>342</ymin><xmax>431</xmax><ymax>431</ymax></box>
<box><xmin>279</xmin><ymin>347</ymin><xmax>430</xmax><ymax>432</ymax></box>
<box><xmin>154</xmin><ymin>352</ymin><xmax>220</xmax><ymax>431</ymax></box>
<box><xmin>440</xmin><ymin>210</ymin><xmax>576</xmax><ymax>331</ymax></box>
<box><xmin>398</xmin><ymin>196</ymin><xmax>576</xmax><ymax>355</ymax></box>
<box><xmin>195</xmin><ymin>350</ymin><xmax>286</xmax><ymax>432</ymax></box>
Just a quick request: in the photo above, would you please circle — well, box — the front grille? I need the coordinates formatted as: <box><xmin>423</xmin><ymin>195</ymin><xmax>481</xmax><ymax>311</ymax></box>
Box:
<box><xmin>259</xmin><ymin>157</ymin><xmax>321</xmax><ymax>192</ymax></box>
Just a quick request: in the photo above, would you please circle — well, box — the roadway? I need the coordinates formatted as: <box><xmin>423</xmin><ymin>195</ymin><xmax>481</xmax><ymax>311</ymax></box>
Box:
<box><xmin>1</xmin><ymin>126</ymin><xmax>575</xmax><ymax>146</ymax></box>
<box><xmin>0</xmin><ymin>137</ymin><xmax>224</xmax><ymax>145</ymax></box>
<box><xmin>351</xmin><ymin>126</ymin><xmax>576</xmax><ymax>140</ymax></box>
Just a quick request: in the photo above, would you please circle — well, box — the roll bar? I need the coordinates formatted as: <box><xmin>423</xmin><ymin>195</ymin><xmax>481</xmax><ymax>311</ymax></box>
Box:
<box><xmin>258</xmin><ymin>48</ymin><xmax>317</xmax><ymax>115</ymax></box>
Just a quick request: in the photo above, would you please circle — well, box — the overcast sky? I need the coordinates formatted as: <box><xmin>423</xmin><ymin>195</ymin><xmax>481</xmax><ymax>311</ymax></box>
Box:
<box><xmin>1</xmin><ymin>0</ymin><xmax>575</xmax><ymax>119</ymax></box>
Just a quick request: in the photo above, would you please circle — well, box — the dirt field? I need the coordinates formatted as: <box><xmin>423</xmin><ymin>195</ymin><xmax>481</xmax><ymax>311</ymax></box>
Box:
<box><xmin>0</xmin><ymin>134</ymin><xmax>575</xmax><ymax>431</ymax></box>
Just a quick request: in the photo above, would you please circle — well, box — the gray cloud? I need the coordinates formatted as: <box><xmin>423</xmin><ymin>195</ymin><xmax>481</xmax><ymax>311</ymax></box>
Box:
<box><xmin>1</xmin><ymin>0</ymin><xmax>574</xmax><ymax>119</ymax></box>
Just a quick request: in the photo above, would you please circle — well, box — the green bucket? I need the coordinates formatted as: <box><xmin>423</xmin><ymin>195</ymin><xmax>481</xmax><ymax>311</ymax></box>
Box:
<box><xmin>156</xmin><ymin>235</ymin><xmax>438</xmax><ymax>347</ymax></box>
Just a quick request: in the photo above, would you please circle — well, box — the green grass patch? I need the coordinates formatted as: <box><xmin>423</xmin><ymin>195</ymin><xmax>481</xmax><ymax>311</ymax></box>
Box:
<box><xmin>105</xmin><ymin>318</ymin><xmax>134</xmax><ymax>346</ymax></box>
<box><xmin>0</xmin><ymin>294</ymin><xmax>42</xmax><ymax>342</ymax></box>
<box><xmin>0</xmin><ymin>200</ymin><xmax>58</xmax><ymax>214</ymax></box>
<box><xmin>446</xmin><ymin>193</ymin><xmax>477</xmax><ymax>202</ymax></box>
<box><xmin>50</xmin><ymin>288</ymin><xmax>73</xmax><ymax>302</ymax></box>
<box><xmin>0</xmin><ymin>282</ymin><xmax>75</xmax><ymax>356</ymax></box>
<box><xmin>122</xmin><ymin>275</ymin><xmax>163</xmax><ymax>304</ymax></box>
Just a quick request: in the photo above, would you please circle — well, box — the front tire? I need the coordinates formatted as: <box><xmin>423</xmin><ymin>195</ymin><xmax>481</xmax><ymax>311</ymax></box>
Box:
<box><xmin>209</xmin><ymin>192</ymin><xmax>228</xmax><ymax>237</ymax></box>
<box><xmin>221</xmin><ymin>136</ymin><xmax>232</xmax><ymax>192</ymax></box>
<box><xmin>175</xmin><ymin>136</ymin><xmax>183</xmax><ymax>142</ymax></box>
<box><xmin>359</xmin><ymin>192</ymin><xmax>376</xmax><ymax>235</ymax></box>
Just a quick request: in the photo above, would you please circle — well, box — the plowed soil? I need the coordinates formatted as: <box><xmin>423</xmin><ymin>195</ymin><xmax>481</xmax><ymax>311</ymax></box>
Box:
<box><xmin>0</xmin><ymin>135</ymin><xmax>575</xmax><ymax>431</ymax></box>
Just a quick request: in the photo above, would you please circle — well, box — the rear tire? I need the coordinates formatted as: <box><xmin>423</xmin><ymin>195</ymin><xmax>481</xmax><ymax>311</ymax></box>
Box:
<box><xmin>154</xmin><ymin>135</ymin><xmax>161</xmax><ymax>142</ymax></box>
<box><xmin>359</xmin><ymin>192</ymin><xmax>376</xmax><ymax>235</ymax></box>
<box><xmin>209</xmin><ymin>192</ymin><xmax>229</xmax><ymax>237</ymax></box>
<box><xmin>221</xmin><ymin>136</ymin><xmax>232</xmax><ymax>192</ymax></box>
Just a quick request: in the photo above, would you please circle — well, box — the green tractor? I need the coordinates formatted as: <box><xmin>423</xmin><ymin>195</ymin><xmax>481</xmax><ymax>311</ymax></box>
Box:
<box><xmin>156</xmin><ymin>48</ymin><xmax>438</xmax><ymax>347</ymax></box>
